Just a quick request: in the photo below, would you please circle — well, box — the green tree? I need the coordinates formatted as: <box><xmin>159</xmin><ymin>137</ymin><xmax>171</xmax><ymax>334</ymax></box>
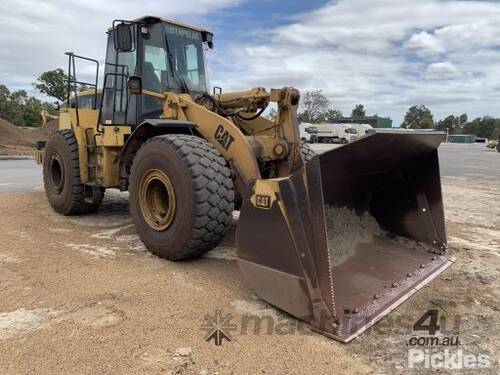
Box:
<box><xmin>33</xmin><ymin>68</ymin><xmax>67</xmax><ymax>102</ymax></box>
<box><xmin>463</xmin><ymin>117</ymin><xmax>497</xmax><ymax>138</ymax></box>
<box><xmin>0</xmin><ymin>84</ymin><xmax>10</xmax><ymax>119</ymax></box>
<box><xmin>351</xmin><ymin>104</ymin><xmax>366</xmax><ymax>117</ymax></box>
<box><xmin>459</xmin><ymin>113</ymin><xmax>468</xmax><ymax>125</ymax></box>
<box><xmin>402</xmin><ymin>105</ymin><xmax>434</xmax><ymax>129</ymax></box>
<box><xmin>490</xmin><ymin>122</ymin><xmax>500</xmax><ymax>140</ymax></box>
<box><xmin>23</xmin><ymin>97</ymin><xmax>43</xmax><ymax>127</ymax></box>
<box><xmin>435</xmin><ymin>113</ymin><xmax>468</xmax><ymax>134</ymax></box>
<box><xmin>298</xmin><ymin>90</ymin><xmax>330</xmax><ymax>123</ymax></box>
<box><xmin>323</xmin><ymin>109</ymin><xmax>343</xmax><ymax>122</ymax></box>
<box><xmin>4</xmin><ymin>89</ymin><xmax>28</xmax><ymax>126</ymax></box>
<box><xmin>0</xmin><ymin>83</ymin><xmax>47</xmax><ymax>127</ymax></box>
<box><xmin>297</xmin><ymin>90</ymin><xmax>342</xmax><ymax>123</ymax></box>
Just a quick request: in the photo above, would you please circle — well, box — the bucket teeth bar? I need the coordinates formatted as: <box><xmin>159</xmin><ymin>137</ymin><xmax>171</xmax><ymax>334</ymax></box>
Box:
<box><xmin>236</xmin><ymin>131</ymin><xmax>453</xmax><ymax>342</ymax></box>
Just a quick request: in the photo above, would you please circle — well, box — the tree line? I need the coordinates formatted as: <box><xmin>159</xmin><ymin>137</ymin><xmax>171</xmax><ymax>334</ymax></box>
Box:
<box><xmin>402</xmin><ymin>104</ymin><xmax>500</xmax><ymax>140</ymax></box>
<box><xmin>0</xmin><ymin>69</ymin><xmax>67</xmax><ymax>127</ymax></box>
<box><xmin>2</xmin><ymin>69</ymin><xmax>500</xmax><ymax>140</ymax></box>
<box><xmin>0</xmin><ymin>85</ymin><xmax>56</xmax><ymax>127</ymax></box>
<box><xmin>295</xmin><ymin>90</ymin><xmax>500</xmax><ymax>140</ymax></box>
<box><xmin>267</xmin><ymin>90</ymin><xmax>366</xmax><ymax>123</ymax></box>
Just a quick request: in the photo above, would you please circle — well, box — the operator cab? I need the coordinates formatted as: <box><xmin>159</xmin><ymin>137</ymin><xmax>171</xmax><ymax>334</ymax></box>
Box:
<box><xmin>101</xmin><ymin>16</ymin><xmax>213</xmax><ymax>125</ymax></box>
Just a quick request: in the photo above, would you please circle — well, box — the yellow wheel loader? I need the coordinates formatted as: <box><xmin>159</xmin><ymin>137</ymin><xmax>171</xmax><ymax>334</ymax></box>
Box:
<box><xmin>36</xmin><ymin>16</ymin><xmax>453</xmax><ymax>342</ymax></box>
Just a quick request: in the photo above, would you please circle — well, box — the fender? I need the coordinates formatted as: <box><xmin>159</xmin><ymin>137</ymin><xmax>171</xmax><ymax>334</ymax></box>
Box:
<box><xmin>118</xmin><ymin>119</ymin><xmax>196</xmax><ymax>190</ymax></box>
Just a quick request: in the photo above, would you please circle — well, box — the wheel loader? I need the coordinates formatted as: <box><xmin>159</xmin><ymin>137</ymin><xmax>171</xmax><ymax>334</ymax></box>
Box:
<box><xmin>36</xmin><ymin>16</ymin><xmax>453</xmax><ymax>342</ymax></box>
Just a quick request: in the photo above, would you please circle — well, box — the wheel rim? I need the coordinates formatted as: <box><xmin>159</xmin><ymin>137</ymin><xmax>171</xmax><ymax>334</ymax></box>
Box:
<box><xmin>139</xmin><ymin>169</ymin><xmax>176</xmax><ymax>231</ymax></box>
<box><xmin>49</xmin><ymin>154</ymin><xmax>64</xmax><ymax>193</ymax></box>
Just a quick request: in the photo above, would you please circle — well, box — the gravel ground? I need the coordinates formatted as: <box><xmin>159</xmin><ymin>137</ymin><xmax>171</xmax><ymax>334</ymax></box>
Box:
<box><xmin>0</xmin><ymin>191</ymin><xmax>370</xmax><ymax>374</ymax></box>
<box><xmin>351</xmin><ymin>176</ymin><xmax>500</xmax><ymax>374</ymax></box>
<box><xmin>0</xmin><ymin>178</ymin><xmax>498</xmax><ymax>374</ymax></box>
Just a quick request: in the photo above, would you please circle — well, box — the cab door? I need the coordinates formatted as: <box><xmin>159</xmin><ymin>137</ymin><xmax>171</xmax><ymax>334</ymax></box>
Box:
<box><xmin>101</xmin><ymin>27</ymin><xmax>138</xmax><ymax>125</ymax></box>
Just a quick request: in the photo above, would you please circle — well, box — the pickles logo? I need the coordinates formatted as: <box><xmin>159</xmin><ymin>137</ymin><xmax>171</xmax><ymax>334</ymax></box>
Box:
<box><xmin>407</xmin><ymin>309</ymin><xmax>492</xmax><ymax>370</ymax></box>
<box><xmin>214</xmin><ymin>124</ymin><xmax>235</xmax><ymax>150</ymax></box>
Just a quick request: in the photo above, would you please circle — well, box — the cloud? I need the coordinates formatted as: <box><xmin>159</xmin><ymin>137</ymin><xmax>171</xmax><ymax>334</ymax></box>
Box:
<box><xmin>425</xmin><ymin>62</ymin><xmax>461</xmax><ymax>80</ymax></box>
<box><xmin>405</xmin><ymin>32</ymin><xmax>444</xmax><ymax>54</ymax></box>
<box><xmin>1</xmin><ymin>0</ymin><xmax>500</xmax><ymax>125</ymax></box>
<box><xmin>0</xmin><ymin>0</ymin><xmax>241</xmax><ymax>92</ymax></box>
<box><xmin>211</xmin><ymin>0</ymin><xmax>500</xmax><ymax>124</ymax></box>
<box><xmin>434</xmin><ymin>20</ymin><xmax>500</xmax><ymax>51</ymax></box>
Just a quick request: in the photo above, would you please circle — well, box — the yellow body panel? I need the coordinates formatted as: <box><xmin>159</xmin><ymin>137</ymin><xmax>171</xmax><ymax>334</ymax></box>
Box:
<box><xmin>99</xmin><ymin>147</ymin><xmax>122</xmax><ymax>187</ymax></box>
<box><xmin>68</xmin><ymin>109</ymin><xmax>99</xmax><ymax>128</ymax></box>
<box><xmin>47</xmin><ymin>86</ymin><xmax>302</xmax><ymax>193</ymax></box>
<box><xmin>61</xmin><ymin>108</ymin><xmax>130</xmax><ymax>187</ymax></box>
<box><xmin>95</xmin><ymin>126</ymin><xmax>132</xmax><ymax>147</ymax></box>
<box><xmin>175</xmin><ymin>94</ymin><xmax>262</xmax><ymax>183</ymax></box>
<box><xmin>58</xmin><ymin>110</ymin><xmax>71</xmax><ymax>129</ymax></box>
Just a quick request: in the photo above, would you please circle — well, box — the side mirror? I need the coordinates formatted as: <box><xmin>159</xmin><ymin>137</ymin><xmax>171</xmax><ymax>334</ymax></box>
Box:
<box><xmin>115</xmin><ymin>22</ymin><xmax>133</xmax><ymax>52</ymax></box>
<box><xmin>202</xmin><ymin>31</ymin><xmax>214</xmax><ymax>49</ymax></box>
<box><xmin>127</xmin><ymin>76</ymin><xmax>142</xmax><ymax>95</ymax></box>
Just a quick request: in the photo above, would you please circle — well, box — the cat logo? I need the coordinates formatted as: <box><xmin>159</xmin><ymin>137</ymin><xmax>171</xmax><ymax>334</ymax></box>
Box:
<box><xmin>255</xmin><ymin>194</ymin><xmax>272</xmax><ymax>209</ymax></box>
<box><xmin>214</xmin><ymin>124</ymin><xmax>235</xmax><ymax>151</ymax></box>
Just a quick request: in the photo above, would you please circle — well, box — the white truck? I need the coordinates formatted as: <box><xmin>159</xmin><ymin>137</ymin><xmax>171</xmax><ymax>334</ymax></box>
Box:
<box><xmin>299</xmin><ymin>123</ymin><xmax>318</xmax><ymax>143</ymax></box>
<box><xmin>350</xmin><ymin>123</ymin><xmax>374</xmax><ymax>137</ymax></box>
<box><xmin>314</xmin><ymin>123</ymin><xmax>358</xmax><ymax>144</ymax></box>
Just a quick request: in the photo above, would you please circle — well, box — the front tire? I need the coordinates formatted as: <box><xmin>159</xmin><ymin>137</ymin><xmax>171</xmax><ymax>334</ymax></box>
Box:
<box><xmin>129</xmin><ymin>134</ymin><xmax>234</xmax><ymax>260</ymax></box>
<box><xmin>43</xmin><ymin>130</ymin><xmax>103</xmax><ymax>215</ymax></box>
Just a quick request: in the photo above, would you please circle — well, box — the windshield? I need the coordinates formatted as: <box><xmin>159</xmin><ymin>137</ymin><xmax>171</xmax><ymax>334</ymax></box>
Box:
<box><xmin>142</xmin><ymin>22</ymin><xmax>208</xmax><ymax>95</ymax></box>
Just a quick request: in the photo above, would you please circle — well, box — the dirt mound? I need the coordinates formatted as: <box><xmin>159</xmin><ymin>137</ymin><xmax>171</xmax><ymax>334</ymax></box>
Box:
<box><xmin>0</xmin><ymin>118</ymin><xmax>54</xmax><ymax>155</ymax></box>
<box><xmin>325</xmin><ymin>206</ymin><xmax>382</xmax><ymax>265</ymax></box>
<box><xmin>325</xmin><ymin>206</ymin><xmax>437</xmax><ymax>265</ymax></box>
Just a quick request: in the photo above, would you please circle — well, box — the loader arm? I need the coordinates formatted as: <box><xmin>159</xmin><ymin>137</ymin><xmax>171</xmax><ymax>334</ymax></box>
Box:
<box><xmin>270</xmin><ymin>88</ymin><xmax>303</xmax><ymax>176</ymax></box>
<box><xmin>216</xmin><ymin>87</ymin><xmax>304</xmax><ymax>176</ymax></box>
<box><xmin>160</xmin><ymin>87</ymin><xmax>305</xmax><ymax>184</ymax></box>
<box><xmin>163</xmin><ymin>92</ymin><xmax>262</xmax><ymax>190</ymax></box>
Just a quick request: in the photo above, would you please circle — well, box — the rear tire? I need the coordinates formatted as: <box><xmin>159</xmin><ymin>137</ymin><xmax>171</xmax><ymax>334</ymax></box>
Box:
<box><xmin>43</xmin><ymin>130</ymin><xmax>103</xmax><ymax>215</ymax></box>
<box><xmin>129</xmin><ymin>134</ymin><xmax>234</xmax><ymax>260</ymax></box>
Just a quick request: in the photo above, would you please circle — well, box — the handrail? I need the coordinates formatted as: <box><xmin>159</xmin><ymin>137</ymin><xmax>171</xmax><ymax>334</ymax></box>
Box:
<box><xmin>64</xmin><ymin>52</ymin><xmax>100</xmax><ymax>128</ymax></box>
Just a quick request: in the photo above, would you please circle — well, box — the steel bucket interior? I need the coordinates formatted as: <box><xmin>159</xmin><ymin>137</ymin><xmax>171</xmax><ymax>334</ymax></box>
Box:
<box><xmin>236</xmin><ymin>131</ymin><xmax>453</xmax><ymax>342</ymax></box>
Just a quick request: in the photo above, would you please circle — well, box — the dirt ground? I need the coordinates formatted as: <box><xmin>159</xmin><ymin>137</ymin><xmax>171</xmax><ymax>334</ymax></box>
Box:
<box><xmin>0</xmin><ymin>118</ymin><xmax>56</xmax><ymax>155</ymax></box>
<box><xmin>0</xmin><ymin>175</ymin><xmax>498</xmax><ymax>374</ymax></box>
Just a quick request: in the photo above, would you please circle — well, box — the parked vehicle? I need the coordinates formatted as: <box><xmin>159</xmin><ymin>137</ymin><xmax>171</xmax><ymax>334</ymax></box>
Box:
<box><xmin>486</xmin><ymin>139</ymin><xmax>499</xmax><ymax>151</ymax></box>
<box><xmin>350</xmin><ymin>123</ymin><xmax>374</xmax><ymax>137</ymax></box>
<box><xmin>299</xmin><ymin>123</ymin><xmax>319</xmax><ymax>143</ymax></box>
<box><xmin>315</xmin><ymin>123</ymin><xmax>358</xmax><ymax>144</ymax></box>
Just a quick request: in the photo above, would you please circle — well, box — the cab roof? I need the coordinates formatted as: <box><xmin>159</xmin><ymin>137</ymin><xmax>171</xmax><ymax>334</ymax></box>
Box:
<box><xmin>107</xmin><ymin>15</ymin><xmax>211</xmax><ymax>34</ymax></box>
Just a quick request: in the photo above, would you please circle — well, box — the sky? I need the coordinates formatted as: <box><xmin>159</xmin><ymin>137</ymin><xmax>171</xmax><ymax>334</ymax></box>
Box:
<box><xmin>0</xmin><ymin>0</ymin><xmax>499</xmax><ymax>125</ymax></box>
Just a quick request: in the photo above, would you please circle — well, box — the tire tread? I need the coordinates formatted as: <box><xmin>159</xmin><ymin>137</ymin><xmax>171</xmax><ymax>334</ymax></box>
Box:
<box><xmin>44</xmin><ymin>130</ymin><xmax>103</xmax><ymax>215</ymax></box>
<box><xmin>131</xmin><ymin>134</ymin><xmax>234</xmax><ymax>260</ymax></box>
